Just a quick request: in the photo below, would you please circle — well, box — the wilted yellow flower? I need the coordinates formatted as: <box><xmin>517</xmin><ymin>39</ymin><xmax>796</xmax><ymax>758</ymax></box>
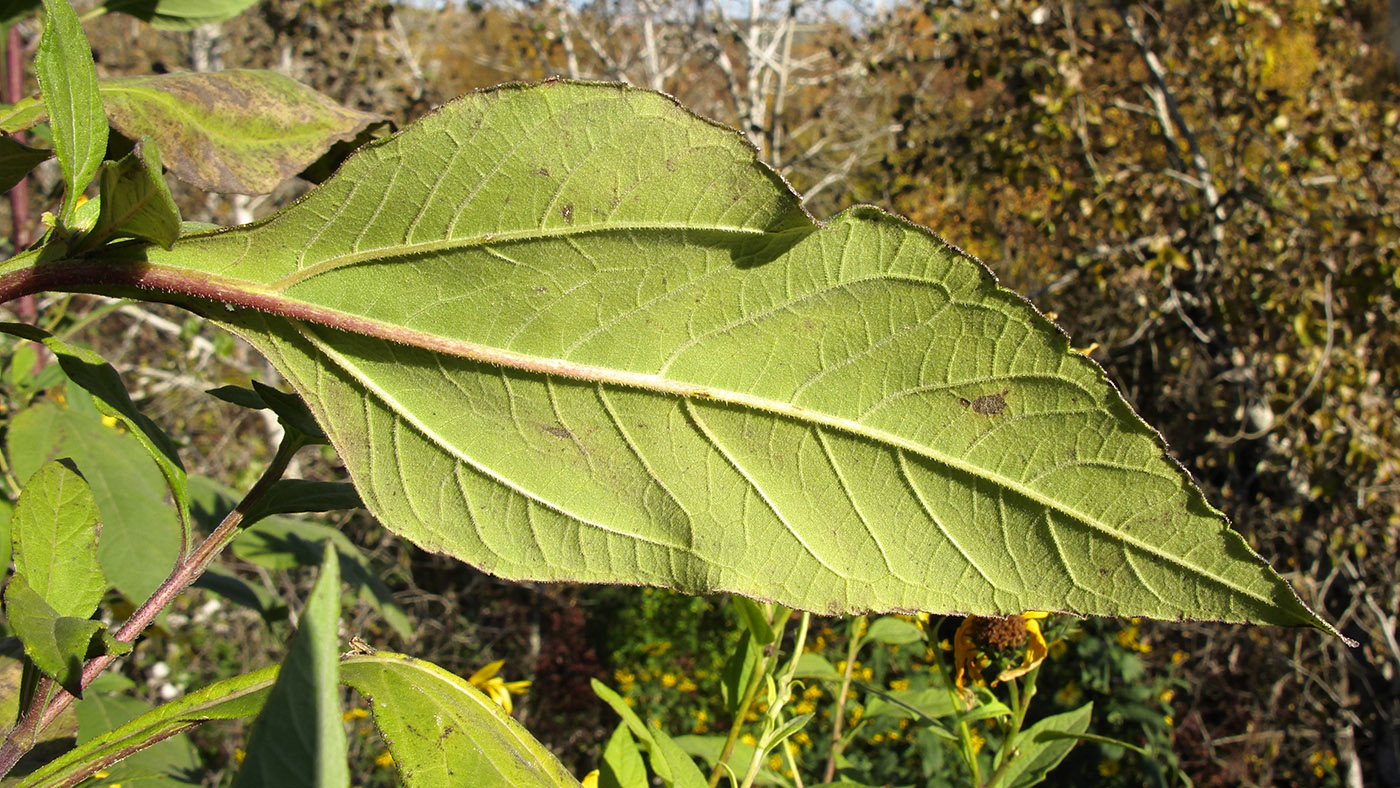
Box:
<box><xmin>467</xmin><ymin>660</ymin><xmax>531</xmax><ymax>714</ymax></box>
<box><xmin>953</xmin><ymin>612</ymin><xmax>1051</xmax><ymax>704</ymax></box>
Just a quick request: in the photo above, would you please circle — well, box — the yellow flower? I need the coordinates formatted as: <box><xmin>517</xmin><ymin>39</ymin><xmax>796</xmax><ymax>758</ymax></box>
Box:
<box><xmin>995</xmin><ymin>611</ymin><xmax>1049</xmax><ymax>684</ymax></box>
<box><xmin>467</xmin><ymin>660</ymin><xmax>531</xmax><ymax>714</ymax></box>
<box><xmin>343</xmin><ymin>707</ymin><xmax>370</xmax><ymax>722</ymax></box>
<box><xmin>580</xmin><ymin>771</ymin><xmax>600</xmax><ymax>788</ymax></box>
<box><xmin>374</xmin><ymin>751</ymin><xmax>394</xmax><ymax>767</ymax></box>
<box><xmin>953</xmin><ymin>612</ymin><xmax>1051</xmax><ymax>704</ymax></box>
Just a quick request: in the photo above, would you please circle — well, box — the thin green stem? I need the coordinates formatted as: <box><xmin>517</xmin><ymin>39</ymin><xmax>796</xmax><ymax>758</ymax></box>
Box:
<box><xmin>0</xmin><ymin>434</ymin><xmax>308</xmax><ymax>779</ymax></box>
<box><xmin>738</xmin><ymin>613</ymin><xmax>809</xmax><ymax>788</ymax></box>
<box><xmin>708</xmin><ymin>646</ymin><xmax>769</xmax><ymax>788</ymax></box>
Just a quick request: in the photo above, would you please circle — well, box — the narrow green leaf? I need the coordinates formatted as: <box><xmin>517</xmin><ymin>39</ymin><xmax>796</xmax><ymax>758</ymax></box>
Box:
<box><xmin>599</xmin><ymin>724</ymin><xmax>648</xmax><ymax>788</ymax></box>
<box><xmin>35</xmin><ymin>0</ymin><xmax>107</xmax><ymax>226</ymax></box>
<box><xmin>340</xmin><ymin>653</ymin><xmax>583</xmax><ymax>788</ymax></box>
<box><xmin>205</xmin><ymin>384</ymin><xmax>267</xmax><ymax>411</ymax></box>
<box><xmin>10</xmin><ymin>461</ymin><xmax>105</xmax><ymax>618</ymax></box>
<box><xmin>0</xmin><ymin>97</ymin><xmax>46</xmax><ymax>134</ymax></box>
<box><xmin>87</xmin><ymin>137</ymin><xmax>181</xmax><ymax>250</ymax></box>
<box><xmin>12</xmin><ymin>665</ymin><xmax>278</xmax><ymax>788</ymax></box>
<box><xmin>720</xmin><ymin>632</ymin><xmax>757</xmax><ymax>715</ymax></box>
<box><xmin>860</xmin><ymin>616</ymin><xmax>925</xmax><ymax>648</ymax></box>
<box><xmin>0</xmin><ymin>134</ymin><xmax>53</xmax><ymax>194</ymax></box>
<box><xmin>204</xmin><ymin>381</ymin><xmax>329</xmax><ymax>442</ymax></box>
<box><xmin>592</xmin><ymin>680</ymin><xmax>708</xmax><ymax>788</ymax></box>
<box><xmin>251</xmin><ymin>380</ymin><xmax>328</xmax><ymax>442</ymax></box>
<box><xmin>73</xmin><ymin>692</ymin><xmax>200</xmax><ymax>786</ymax></box>
<box><xmin>3</xmin><ymin>574</ymin><xmax>106</xmax><ymax>696</ymax></box>
<box><xmin>731</xmin><ymin>597</ymin><xmax>777</xmax><ymax>646</ymax></box>
<box><xmin>98</xmin><ymin>0</ymin><xmax>261</xmax><ymax>29</ymax></box>
<box><xmin>7</xmin><ymin>399</ymin><xmax>181</xmax><ymax>608</ymax></box>
<box><xmin>241</xmin><ymin>480</ymin><xmax>361</xmax><ymax>524</ymax></box>
<box><xmin>234</xmin><ymin>545</ymin><xmax>348</xmax><ymax>788</ymax></box>
<box><xmin>766</xmin><ymin>712</ymin><xmax>813</xmax><ymax>752</ymax></box>
<box><xmin>862</xmin><ymin>687</ymin><xmax>956</xmax><ymax>723</ymax></box>
<box><xmin>0</xmin><ymin>322</ymin><xmax>191</xmax><ymax>556</ymax></box>
<box><xmin>997</xmin><ymin>701</ymin><xmax>1093</xmax><ymax>788</ymax></box>
<box><xmin>0</xmin><ymin>497</ymin><xmax>12</xmax><ymax>577</ymax></box>
<box><xmin>98</xmin><ymin>70</ymin><xmax>386</xmax><ymax>194</ymax></box>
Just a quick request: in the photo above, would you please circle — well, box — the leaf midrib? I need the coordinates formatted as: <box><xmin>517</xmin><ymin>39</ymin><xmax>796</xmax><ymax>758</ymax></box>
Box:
<box><xmin>283</xmin><ymin>316</ymin><xmax>1268</xmax><ymax>609</ymax></box>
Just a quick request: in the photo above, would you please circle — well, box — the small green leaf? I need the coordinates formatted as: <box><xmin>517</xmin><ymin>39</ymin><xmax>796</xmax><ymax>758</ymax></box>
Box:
<box><xmin>241</xmin><ymin>480</ymin><xmax>361</xmax><ymax>524</ymax></box>
<box><xmin>35</xmin><ymin>0</ymin><xmax>107</xmax><ymax>226</ymax></box>
<box><xmin>12</xmin><ymin>665</ymin><xmax>278</xmax><ymax>788</ymax></box>
<box><xmin>99</xmin><ymin>0</ymin><xmax>262</xmax><ymax>30</ymax></box>
<box><xmin>0</xmin><ymin>323</ymin><xmax>191</xmax><ymax>557</ymax></box>
<box><xmin>731</xmin><ymin>597</ymin><xmax>777</xmax><ymax>646</ymax></box>
<box><xmin>766</xmin><ymin>712</ymin><xmax>813</xmax><ymax>751</ymax></box>
<box><xmin>0</xmin><ymin>133</ymin><xmax>53</xmax><ymax>194</ymax></box>
<box><xmin>599</xmin><ymin>724</ymin><xmax>648</xmax><ymax>788</ymax></box>
<box><xmin>251</xmin><ymin>380</ymin><xmax>328</xmax><ymax>442</ymax></box>
<box><xmin>792</xmin><ymin>653</ymin><xmax>841</xmax><ymax>682</ymax></box>
<box><xmin>7</xmin><ymin>399</ymin><xmax>181</xmax><ymax>606</ymax></box>
<box><xmin>10</xmin><ymin>461</ymin><xmax>105</xmax><ymax>618</ymax></box>
<box><xmin>234</xmin><ymin>545</ymin><xmax>348</xmax><ymax>788</ymax></box>
<box><xmin>0</xmin><ymin>97</ymin><xmax>46</xmax><ymax>134</ymax></box>
<box><xmin>340</xmin><ymin>653</ymin><xmax>582</xmax><ymax>788</ymax></box>
<box><xmin>0</xmin><ymin>497</ymin><xmax>12</xmax><ymax>582</ymax></box>
<box><xmin>860</xmin><ymin>616</ymin><xmax>925</xmax><ymax>648</ymax></box>
<box><xmin>592</xmin><ymin>680</ymin><xmax>708</xmax><ymax>788</ymax></box>
<box><xmin>205</xmin><ymin>381</ymin><xmax>328</xmax><ymax>443</ymax></box>
<box><xmin>87</xmin><ymin>137</ymin><xmax>181</xmax><ymax>250</ymax></box>
<box><xmin>721</xmin><ymin>632</ymin><xmax>757</xmax><ymax>716</ymax></box>
<box><xmin>4</xmin><ymin>574</ymin><xmax>107</xmax><ymax>697</ymax></box>
<box><xmin>98</xmin><ymin>70</ymin><xmax>386</xmax><ymax>194</ymax></box>
<box><xmin>997</xmin><ymin>702</ymin><xmax>1093</xmax><ymax>788</ymax></box>
<box><xmin>205</xmin><ymin>384</ymin><xmax>268</xmax><ymax>411</ymax></box>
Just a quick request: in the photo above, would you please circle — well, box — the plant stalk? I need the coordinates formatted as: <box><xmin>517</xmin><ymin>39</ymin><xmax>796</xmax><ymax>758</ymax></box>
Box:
<box><xmin>821</xmin><ymin>615</ymin><xmax>864</xmax><ymax>783</ymax></box>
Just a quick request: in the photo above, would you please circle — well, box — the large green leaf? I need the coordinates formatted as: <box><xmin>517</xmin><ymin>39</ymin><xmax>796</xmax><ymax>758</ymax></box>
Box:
<box><xmin>234</xmin><ymin>546</ymin><xmax>348</xmax><ymax>788</ymax></box>
<box><xmin>14</xmin><ymin>82</ymin><xmax>1333</xmax><ymax>634</ymax></box>
<box><xmin>340</xmin><ymin>653</ymin><xmax>582</xmax><ymax>788</ymax></box>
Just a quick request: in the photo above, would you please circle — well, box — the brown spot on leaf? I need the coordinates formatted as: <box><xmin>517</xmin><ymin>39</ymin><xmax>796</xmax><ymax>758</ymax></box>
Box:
<box><xmin>542</xmin><ymin>425</ymin><xmax>572</xmax><ymax>440</ymax></box>
<box><xmin>536</xmin><ymin>167</ymin><xmax>550</xmax><ymax>177</ymax></box>
<box><xmin>959</xmin><ymin>389</ymin><xmax>1010</xmax><ymax>416</ymax></box>
<box><xmin>561</xmin><ymin>203</ymin><xmax>574</xmax><ymax>223</ymax></box>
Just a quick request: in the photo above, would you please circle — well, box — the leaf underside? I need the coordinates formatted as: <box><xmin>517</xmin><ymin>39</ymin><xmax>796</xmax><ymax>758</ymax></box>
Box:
<box><xmin>113</xmin><ymin>81</ymin><xmax>1328</xmax><ymax>633</ymax></box>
